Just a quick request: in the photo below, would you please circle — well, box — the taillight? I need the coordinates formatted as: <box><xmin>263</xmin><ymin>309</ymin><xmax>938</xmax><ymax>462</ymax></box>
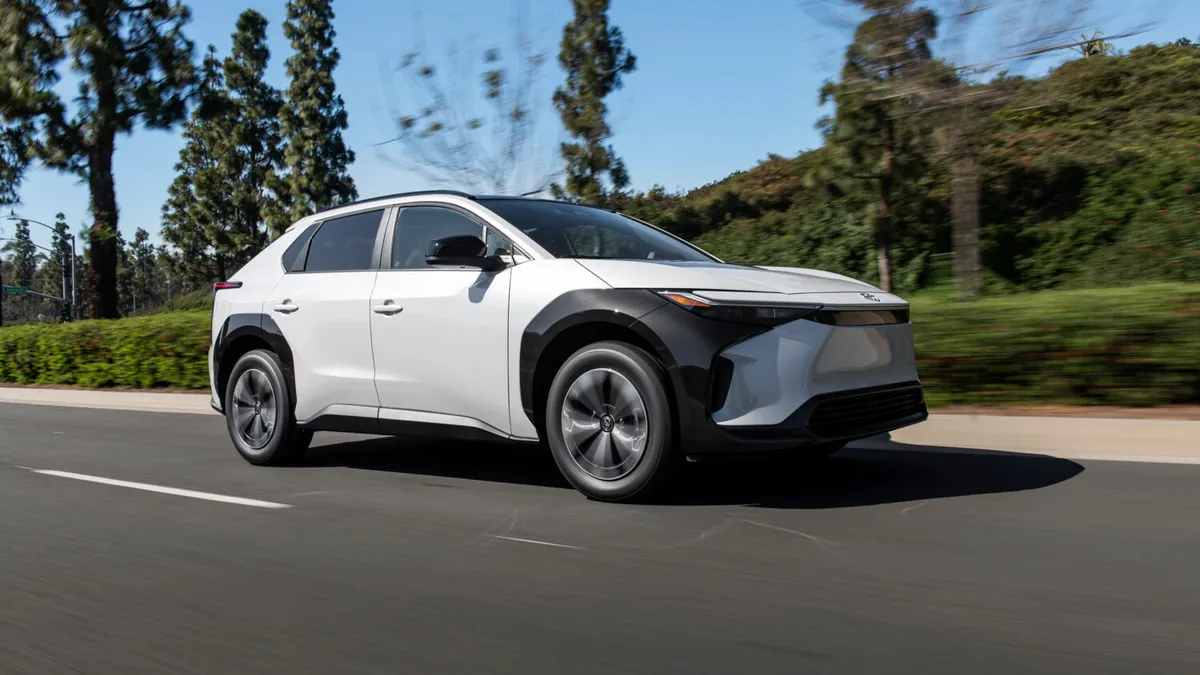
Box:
<box><xmin>213</xmin><ymin>281</ymin><xmax>242</xmax><ymax>291</ymax></box>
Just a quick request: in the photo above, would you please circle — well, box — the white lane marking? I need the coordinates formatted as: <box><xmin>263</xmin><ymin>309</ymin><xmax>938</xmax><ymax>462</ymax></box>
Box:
<box><xmin>20</xmin><ymin>468</ymin><xmax>292</xmax><ymax>509</ymax></box>
<box><xmin>489</xmin><ymin>535</ymin><xmax>583</xmax><ymax>550</ymax></box>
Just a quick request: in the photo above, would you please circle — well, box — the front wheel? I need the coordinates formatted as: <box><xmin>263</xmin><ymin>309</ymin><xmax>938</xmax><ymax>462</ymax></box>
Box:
<box><xmin>224</xmin><ymin>349</ymin><xmax>312</xmax><ymax>466</ymax></box>
<box><xmin>545</xmin><ymin>341</ymin><xmax>676</xmax><ymax>502</ymax></box>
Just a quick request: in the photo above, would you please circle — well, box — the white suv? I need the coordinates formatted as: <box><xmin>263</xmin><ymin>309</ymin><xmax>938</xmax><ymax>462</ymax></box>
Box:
<box><xmin>209</xmin><ymin>191</ymin><xmax>926</xmax><ymax>501</ymax></box>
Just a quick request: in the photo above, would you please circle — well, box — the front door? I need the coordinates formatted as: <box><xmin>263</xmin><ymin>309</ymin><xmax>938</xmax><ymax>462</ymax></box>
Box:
<box><xmin>369</xmin><ymin>205</ymin><xmax>513</xmax><ymax>437</ymax></box>
<box><xmin>265</xmin><ymin>208</ymin><xmax>386</xmax><ymax>423</ymax></box>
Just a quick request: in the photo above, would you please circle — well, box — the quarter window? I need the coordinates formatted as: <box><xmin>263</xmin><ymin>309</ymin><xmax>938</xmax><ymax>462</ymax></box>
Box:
<box><xmin>390</xmin><ymin>206</ymin><xmax>485</xmax><ymax>270</ymax></box>
<box><xmin>303</xmin><ymin>210</ymin><xmax>385</xmax><ymax>272</ymax></box>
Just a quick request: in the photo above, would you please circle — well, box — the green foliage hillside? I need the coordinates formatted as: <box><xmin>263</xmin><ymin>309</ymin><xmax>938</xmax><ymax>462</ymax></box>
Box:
<box><xmin>618</xmin><ymin>41</ymin><xmax>1200</xmax><ymax>293</ymax></box>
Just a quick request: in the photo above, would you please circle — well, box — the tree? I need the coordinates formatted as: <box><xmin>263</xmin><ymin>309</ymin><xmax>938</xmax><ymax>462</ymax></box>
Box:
<box><xmin>551</xmin><ymin>0</ymin><xmax>637</xmax><ymax>205</ymax></box>
<box><xmin>2</xmin><ymin>218</ymin><xmax>41</xmax><ymax>323</ymax></box>
<box><xmin>127</xmin><ymin>227</ymin><xmax>155</xmax><ymax>314</ymax></box>
<box><xmin>378</xmin><ymin>1</ymin><xmax>554</xmax><ymax>195</ymax></box>
<box><xmin>224</xmin><ymin>9</ymin><xmax>284</xmax><ymax>251</ymax></box>
<box><xmin>815</xmin><ymin>0</ymin><xmax>937</xmax><ymax>292</ymax></box>
<box><xmin>0</xmin><ymin>1</ymin><xmax>62</xmax><ymax>205</ymax></box>
<box><xmin>160</xmin><ymin>46</ymin><xmax>240</xmax><ymax>285</ymax></box>
<box><xmin>3</xmin><ymin>0</ymin><xmax>195</xmax><ymax>319</ymax></box>
<box><xmin>274</xmin><ymin>0</ymin><xmax>357</xmax><ymax>232</ymax></box>
<box><xmin>2</xmin><ymin>219</ymin><xmax>39</xmax><ymax>287</ymax></box>
<box><xmin>1077</xmin><ymin>30</ymin><xmax>1114</xmax><ymax>58</ymax></box>
<box><xmin>37</xmin><ymin>212</ymin><xmax>74</xmax><ymax>320</ymax></box>
<box><xmin>811</xmin><ymin>0</ymin><xmax>1141</xmax><ymax>297</ymax></box>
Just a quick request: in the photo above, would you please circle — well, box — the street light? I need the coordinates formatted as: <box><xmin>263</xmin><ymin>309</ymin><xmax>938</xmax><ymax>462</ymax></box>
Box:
<box><xmin>0</xmin><ymin>236</ymin><xmax>73</xmax><ymax>320</ymax></box>
<box><xmin>5</xmin><ymin>212</ymin><xmax>77</xmax><ymax>319</ymax></box>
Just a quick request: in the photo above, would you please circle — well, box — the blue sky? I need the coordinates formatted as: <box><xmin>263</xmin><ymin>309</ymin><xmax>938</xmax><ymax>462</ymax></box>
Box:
<box><xmin>4</xmin><ymin>0</ymin><xmax>1195</xmax><ymax>250</ymax></box>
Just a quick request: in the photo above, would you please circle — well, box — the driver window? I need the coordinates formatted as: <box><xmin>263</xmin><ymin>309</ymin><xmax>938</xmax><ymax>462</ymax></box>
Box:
<box><xmin>390</xmin><ymin>206</ymin><xmax>484</xmax><ymax>270</ymax></box>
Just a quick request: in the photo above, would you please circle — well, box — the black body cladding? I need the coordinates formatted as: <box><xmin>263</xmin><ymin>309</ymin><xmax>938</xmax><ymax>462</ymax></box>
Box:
<box><xmin>519</xmin><ymin>289</ymin><xmax>774</xmax><ymax>454</ymax></box>
<box><xmin>211</xmin><ymin>314</ymin><xmax>296</xmax><ymax>415</ymax></box>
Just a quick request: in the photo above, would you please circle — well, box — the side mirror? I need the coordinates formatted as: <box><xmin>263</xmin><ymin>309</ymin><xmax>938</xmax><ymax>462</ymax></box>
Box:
<box><xmin>425</xmin><ymin>234</ymin><xmax>505</xmax><ymax>271</ymax></box>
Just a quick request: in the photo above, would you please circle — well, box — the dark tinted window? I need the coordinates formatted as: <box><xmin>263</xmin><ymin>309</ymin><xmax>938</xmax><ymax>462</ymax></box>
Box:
<box><xmin>281</xmin><ymin>222</ymin><xmax>319</xmax><ymax>272</ymax></box>
<box><xmin>303</xmin><ymin>210</ymin><xmax>384</xmax><ymax>272</ymax></box>
<box><xmin>478</xmin><ymin>199</ymin><xmax>715</xmax><ymax>262</ymax></box>
<box><xmin>390</xmin><ymin>206</ymin><xmax>484</xmax><ymax>269</ymax></box>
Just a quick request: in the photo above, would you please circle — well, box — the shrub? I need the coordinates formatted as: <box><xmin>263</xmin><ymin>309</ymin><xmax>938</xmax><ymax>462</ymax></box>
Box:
<box><xmin>912</xmin><ymin>284</ymin><xmax>1200</xmax><ymax>406</ymax></box>
<box><xmin>0</xmin><ymin>311</ymin><xmax>211</xmax><ymax>389</ymax></box>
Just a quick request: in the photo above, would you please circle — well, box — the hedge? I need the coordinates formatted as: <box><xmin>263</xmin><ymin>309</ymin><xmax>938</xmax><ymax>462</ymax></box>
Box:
<box><xmin>2</xmin><ymin>284</ymin><xmax>1199</xmax><ymax>407</ymax></box>
<box><xmin>911</xmin><ymin>284</ymin><xmax>1200</xmax><ymax>407</ymax></box>
<box><xmin>0</xmin><ymin>310</ymin><xmax>211</xmax><ymax>389</ymax></box>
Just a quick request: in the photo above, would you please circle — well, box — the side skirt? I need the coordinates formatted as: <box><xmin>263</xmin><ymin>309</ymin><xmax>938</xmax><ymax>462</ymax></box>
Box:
<box><xmin>298</xmin><ymin>407</ymin><xmax>539</xmax><ymax>444</ymax></box>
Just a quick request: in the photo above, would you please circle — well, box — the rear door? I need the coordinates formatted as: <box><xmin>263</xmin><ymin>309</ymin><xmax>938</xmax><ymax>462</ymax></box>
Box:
<box><xmin>265</xmin><ymin>208</ymin><xmax>387</xmax><ymax>423</ymax></box>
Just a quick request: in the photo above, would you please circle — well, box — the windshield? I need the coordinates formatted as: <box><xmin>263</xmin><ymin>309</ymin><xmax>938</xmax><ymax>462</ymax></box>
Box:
<box><xmin>477</xmin><ymin>199</ymin><xmax>718</xmax><ymax>262</ymax></box>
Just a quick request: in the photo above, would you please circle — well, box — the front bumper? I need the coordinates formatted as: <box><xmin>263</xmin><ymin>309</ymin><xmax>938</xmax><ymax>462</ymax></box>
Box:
<box><xmin>637</xmin><ymin>302</ymin><xmax>926</xmax><ymax>456</ymax></box>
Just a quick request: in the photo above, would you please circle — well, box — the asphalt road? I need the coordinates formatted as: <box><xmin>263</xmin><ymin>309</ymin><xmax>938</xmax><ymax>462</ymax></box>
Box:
<box><xmin>2</xmin><ymin>403</ymin><xmax>1198</xmax><ymax>675</ymax></box>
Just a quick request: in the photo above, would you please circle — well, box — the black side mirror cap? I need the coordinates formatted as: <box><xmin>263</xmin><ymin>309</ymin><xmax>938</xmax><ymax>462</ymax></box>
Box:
<box><xmin>425</xmin><ymin>234</ymin><xmax>505</xmax><ymax>271</ymax></box>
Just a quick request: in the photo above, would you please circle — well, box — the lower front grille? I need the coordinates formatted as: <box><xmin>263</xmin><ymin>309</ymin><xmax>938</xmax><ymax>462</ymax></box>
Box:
<box><xmin>806</xmin><ymin>383</ymin><xmax>926</xmax><ymax>438</ymax></box>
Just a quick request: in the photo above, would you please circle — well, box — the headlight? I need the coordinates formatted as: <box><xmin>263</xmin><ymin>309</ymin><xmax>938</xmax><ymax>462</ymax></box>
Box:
<box><xmin>657</xmin><ymin>291</ymin><xmax>821</xmax><ymax>327</ymax></box>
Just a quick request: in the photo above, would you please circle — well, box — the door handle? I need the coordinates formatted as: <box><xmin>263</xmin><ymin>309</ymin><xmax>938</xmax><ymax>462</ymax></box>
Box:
<box><xmin>373</xmin><ymin>301</ymin><xmax>403</xmax><ymax>315</ymax></box>
<box><xmin>272</xmin><ymin>302</ymin><xmax>299</xmax><ymax>314</ymax></box>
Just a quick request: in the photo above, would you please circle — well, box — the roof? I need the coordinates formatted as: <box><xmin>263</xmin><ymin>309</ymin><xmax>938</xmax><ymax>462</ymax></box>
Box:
<box><xmin>311</xmin><ymin>190</ymin><xmax>617</xmax><ymax>217</ymax></box>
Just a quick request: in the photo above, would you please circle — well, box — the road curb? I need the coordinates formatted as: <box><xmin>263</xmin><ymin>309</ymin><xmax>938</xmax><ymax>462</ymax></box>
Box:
<box><xmin>0</xmin><ymin>387</ymin><xmax>215</xmax><ymax>415</ymax></box>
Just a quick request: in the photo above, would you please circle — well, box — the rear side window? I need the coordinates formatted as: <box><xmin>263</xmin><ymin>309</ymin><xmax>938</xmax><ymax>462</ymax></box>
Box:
<box><xmin>281</xmin><ymin>222</ymin><xmax>320</xmax><ymax>272</ymax></box>
<box><xmin>303</xmin><ymin>209</ymin><xmax>385</xmax><ymax>272</ymax></box>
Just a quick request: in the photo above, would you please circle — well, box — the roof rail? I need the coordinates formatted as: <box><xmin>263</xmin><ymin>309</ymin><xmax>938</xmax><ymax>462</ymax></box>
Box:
<box><xmin>311</xmin><ymin>190</ymin><xmax>476</xmax><ymax>216</ymax></box>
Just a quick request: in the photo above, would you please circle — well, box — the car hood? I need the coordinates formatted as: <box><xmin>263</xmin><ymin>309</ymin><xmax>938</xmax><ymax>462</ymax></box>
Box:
<box><xmin>574</xmin><ymin>260</ymin><xmax>907</xmax><ymax>307</ymax></box>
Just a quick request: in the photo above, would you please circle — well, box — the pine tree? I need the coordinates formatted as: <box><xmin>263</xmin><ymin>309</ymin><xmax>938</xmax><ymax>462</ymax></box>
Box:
<box><xmin>2</xmin><ymin>0</ymin><xmax>195</xmax><ymax>319</ymax></box>
<box><xmin>116</xmin><ymin>230</ymin><xmax>132</xmax><ymax>315</ymax></box>
<box><xmin>551</xmin><ymin>0</ymin><xmax>636</xmax><ymax>206</ymax></box>
<box><xmin>2</xmin><ymin>219</ymin><xmax>41</xmax><ymax>323</ymax></box>
<box><xmin>36</xmin><ymin>212</ymin><xmax>74</xmax><ymax>319</ymax></box>
<box><xmin>815</xmin><ymin>0</ymin><xmax>936</xmax><ymax>292</ymax></box>
<box><xmin>274</xmin><ymin>0</ymin><xmax>356</xmax><ymax>232</ymax></box>
<box><xmin>0</xmin><ymin>1</ymin><xmax>62</xmax><ymax>205</ymax></box>
<box><xmin>128</xmin><ymin>227</ymin><xmax>155</xmax><ymax>313</ymax></box>
<box><xmin>160</xmin><ymin>46</ymin><xmax>240</xmax><ymax>285</ymax></box>
<box><xmin>2</xmin><ymin>219</ymin><xmax>39</xmax><ymax>287</ymax></box>
<box><xmin>224</xmin><ymin>9</ymin><xmax>284</xmax><ymax>251</ymax></box>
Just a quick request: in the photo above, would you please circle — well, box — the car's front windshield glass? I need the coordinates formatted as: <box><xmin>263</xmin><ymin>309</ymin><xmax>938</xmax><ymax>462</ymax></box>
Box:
<box><xmin>477</xmin><ymin>198</ymin><xmax>717</xmax><ymax>262</ymax></box>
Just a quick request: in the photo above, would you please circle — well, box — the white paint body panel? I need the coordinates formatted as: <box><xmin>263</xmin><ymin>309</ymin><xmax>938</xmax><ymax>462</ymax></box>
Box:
<box><xmin>713</xmin><ymin>321</ymin><xmax>919</xmax><ymax>426</ymax></box>
<box><xmin>209</xmin><ymin>226</ymin><xmax>311</xmax><ymax>404</ymax></box>
<box><xmin>265</xmin><ymin>271</ymin><xmax>381</xmax><ymax>422</ymax></box>
<box><xmin>505</xmin><ymin>259</ymin><xmax>610</xmax><ymax>439</ymax></box>
<box><xmin>370</xmin><ymin>267</ymin><xmax>512</xmax><ymax>434</ymax></box>
<box><xmin>575</xmin><ymin>259</ymin><xmax>881</xmax><ymax>294</ymax></box>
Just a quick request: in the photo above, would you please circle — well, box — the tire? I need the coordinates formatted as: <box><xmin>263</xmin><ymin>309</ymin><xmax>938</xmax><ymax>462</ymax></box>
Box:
<box><xmin>224</xmin><ymin>349</ymin><xmax>313</xmax><ymax>466</ymax></box>
<box><xmin>545</xmin><ymin>341</ymin><xmax>676</xmax><ymax>502</ymax></box>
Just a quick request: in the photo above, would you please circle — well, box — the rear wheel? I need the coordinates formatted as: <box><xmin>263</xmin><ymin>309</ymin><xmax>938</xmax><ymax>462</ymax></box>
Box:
<box><xmin>545</xmin><ymin>341</ymin><xmax>675</xmax><ymax>502</ymax></box>
<box><xmin>225</xmin><ymin>349</ymin><xmax>312</xmax><ymax>466</ymax></box>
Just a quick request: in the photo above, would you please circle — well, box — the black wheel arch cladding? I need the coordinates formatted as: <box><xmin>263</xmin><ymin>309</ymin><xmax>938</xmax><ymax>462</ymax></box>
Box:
<box><xmin>212</xmin><ymin>313</ymin><xmax>297</xmax><ymax>413</ymax></box>
<box><xmin>518</xmin><ymin>289</ymin><xmax>769</xmax><ymax>441</ymax></box>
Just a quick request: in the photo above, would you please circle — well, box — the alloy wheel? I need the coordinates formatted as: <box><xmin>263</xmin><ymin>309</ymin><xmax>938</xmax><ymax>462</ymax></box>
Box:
<box><xmin>232</xmin><ymin>368</ymin><xmax>277</xmax><ymax>450</ymax></box>
<box><xmin>560</xmin><ymin>367</ymin><xmax>649</xmax><ymax>481</ymax></box>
